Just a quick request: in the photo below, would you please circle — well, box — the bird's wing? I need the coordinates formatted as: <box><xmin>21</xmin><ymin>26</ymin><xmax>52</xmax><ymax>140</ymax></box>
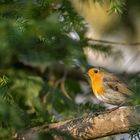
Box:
<box><xmin>103</xmin><ymin>75</ymin><xmax>133</xmax><ymax>96</ymax></box>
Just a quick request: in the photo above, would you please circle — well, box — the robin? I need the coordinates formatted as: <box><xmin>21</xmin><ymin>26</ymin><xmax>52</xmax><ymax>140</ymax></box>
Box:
<box><xmin>87</xmin><ymin>67</ymin><xmax>133</xmax><ymax>106</ymax></box>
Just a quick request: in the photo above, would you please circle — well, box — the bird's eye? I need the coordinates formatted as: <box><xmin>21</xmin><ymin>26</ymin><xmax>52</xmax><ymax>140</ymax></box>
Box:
<box><xmin>94</xmin><ymin>70</ymin><xmax>98</xmax><ymax>73</ymax></box>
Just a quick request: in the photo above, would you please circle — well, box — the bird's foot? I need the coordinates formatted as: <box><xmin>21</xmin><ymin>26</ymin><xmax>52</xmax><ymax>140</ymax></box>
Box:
<box><xmin>93</xmin><ymin>106</ymin><xmax>120</xmax><ymax>116</ymax></box>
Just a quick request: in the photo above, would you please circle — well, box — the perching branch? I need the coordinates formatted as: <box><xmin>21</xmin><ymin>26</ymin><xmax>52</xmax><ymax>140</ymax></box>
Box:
<box><xmin>17</xmin><ymin>105</ymin><xmax>140</xmax><ymax>140</ymax></box>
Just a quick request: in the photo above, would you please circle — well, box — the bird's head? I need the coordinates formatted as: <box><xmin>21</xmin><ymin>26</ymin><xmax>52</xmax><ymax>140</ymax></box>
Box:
<box><xmin>87</xmin><ymin>67</ymin><xmax>104</xmax><ymax>82</ymax></box>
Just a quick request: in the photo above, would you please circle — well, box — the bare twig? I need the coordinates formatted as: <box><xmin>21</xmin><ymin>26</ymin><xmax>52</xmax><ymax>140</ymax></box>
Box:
<box><xmin>87</xmin><ymin>38</ymin><xmax>140</xmax><ymax>46</ymax></box>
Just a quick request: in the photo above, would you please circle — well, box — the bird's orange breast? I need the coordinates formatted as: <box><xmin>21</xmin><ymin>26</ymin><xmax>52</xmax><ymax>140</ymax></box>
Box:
<box><xmin>91</xmin><ymin>74</ymin><xmax>105</xmax><ymax>96</ymax></box>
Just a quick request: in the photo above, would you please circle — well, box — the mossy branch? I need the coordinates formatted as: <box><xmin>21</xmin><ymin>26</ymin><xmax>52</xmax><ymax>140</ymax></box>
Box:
<box><xmin>16</xmin><ymin>105</ymin><xmax>140</xmax><ymax>140</ymax></box>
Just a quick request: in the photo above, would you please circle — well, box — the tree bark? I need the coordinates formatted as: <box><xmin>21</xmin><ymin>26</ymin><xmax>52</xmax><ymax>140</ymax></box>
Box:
<box><xmin>16</xmin><ymin>105</ymin><xmax>140</xmax><ymax>140</ymax></box>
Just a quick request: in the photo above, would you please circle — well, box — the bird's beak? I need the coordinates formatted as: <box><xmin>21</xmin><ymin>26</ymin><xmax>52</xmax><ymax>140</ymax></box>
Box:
<box><xmin>84</xmin><ymin>72</ymin><xmax>88</xmax><ymax>77</ymax></box>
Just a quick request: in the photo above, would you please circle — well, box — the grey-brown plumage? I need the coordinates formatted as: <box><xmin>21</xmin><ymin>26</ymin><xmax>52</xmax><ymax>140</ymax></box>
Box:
<box><xmin>87</xmin><ymin>67</ymin><xmax>133</xmax><ymax>106</ymax></box>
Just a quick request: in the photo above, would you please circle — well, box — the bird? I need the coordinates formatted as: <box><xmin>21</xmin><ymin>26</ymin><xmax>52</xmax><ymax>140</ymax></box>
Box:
<box><xmin>87</xmin><ymin>67</ymin><xmax>133</xmax><ymax>106</ymax></box>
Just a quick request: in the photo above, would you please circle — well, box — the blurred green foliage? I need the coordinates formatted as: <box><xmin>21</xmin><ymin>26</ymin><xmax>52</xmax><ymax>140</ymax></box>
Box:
<box><xmin>0</xmin><ymin>0</ymin><xmax>139</xmax><ymax>140</ymax></box>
